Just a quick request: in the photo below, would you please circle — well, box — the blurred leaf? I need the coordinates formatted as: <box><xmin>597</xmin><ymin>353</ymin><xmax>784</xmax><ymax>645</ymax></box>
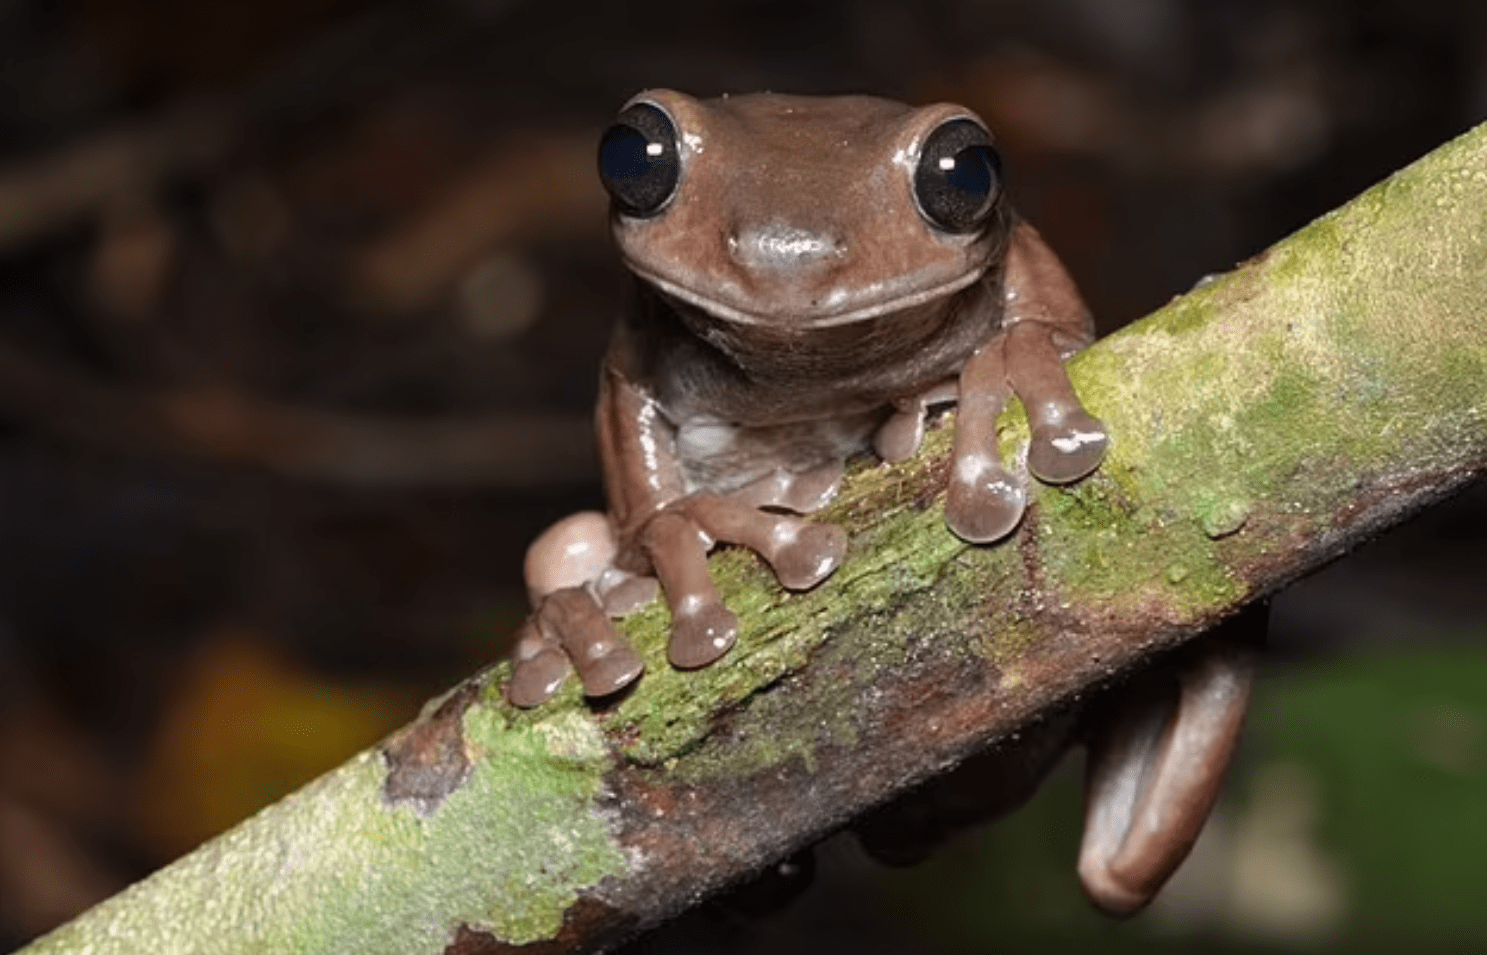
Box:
<box><xmin>134</xmin><ymin>628</ymin><xmax>417</xmax><ymax>859</ymax></box>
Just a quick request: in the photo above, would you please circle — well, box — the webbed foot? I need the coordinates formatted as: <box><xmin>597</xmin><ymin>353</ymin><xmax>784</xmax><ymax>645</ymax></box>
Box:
<box><xmin>645</xmin><ymin>492</ymin><xmax>848</xmax><ymax>668</ymax></box>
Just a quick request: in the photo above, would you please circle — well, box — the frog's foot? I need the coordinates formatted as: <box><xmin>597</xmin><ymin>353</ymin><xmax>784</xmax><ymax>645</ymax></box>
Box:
<box><xmin>1078</xmin><ymin>630</ymin><xmax>1257</xmax><ymax>916</ymax></box>
<box><xmin>642</xmin><ymin>494</ymin><xmax>848</xmax><ymax>669</ymax></box>
<box><xmin>506</xmin><ymin>586</ymin><xmax>646</xmax><ymax>707</ymax></box>
<box><xmin>946</xmin><ymin>452</ymin><xmax>1026</xmax><ymax>544</ymax></box>
<box><xmin>641</xmin><ymin>510</ymin><xmax>739</xmax><ymax>669</ymax></box>
<box><xmin>734</xmin><ymin>460</ymin><xmax>845</xmax><ymax>514</ymax></box>
<box><xmin>1004</xmin><ymin>322</ymin><xmax>1108</xmax><ymax>486</ymax></box>
<box><xmin>506</xmin><ymin>618</ymin><xmax>572</xmax><ymax>708</ymax></box>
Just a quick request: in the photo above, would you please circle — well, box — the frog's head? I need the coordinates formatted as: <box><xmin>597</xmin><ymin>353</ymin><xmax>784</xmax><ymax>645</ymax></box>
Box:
<box><xmin>599</xmin><ymin>89</ymin><xmax>1009</xmax><ymax>333</ymax></box>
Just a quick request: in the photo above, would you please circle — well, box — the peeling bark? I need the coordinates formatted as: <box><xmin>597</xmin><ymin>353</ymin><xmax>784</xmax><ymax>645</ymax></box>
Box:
<box><xmin>383</xmin><ymin>684</ymin><xmax>480</xmax><ymax>815</ymax></box>
<box><xmin>18</xmin><ymin>120</ymin><xmax>1487</xmax><ymax>955</ymax></box>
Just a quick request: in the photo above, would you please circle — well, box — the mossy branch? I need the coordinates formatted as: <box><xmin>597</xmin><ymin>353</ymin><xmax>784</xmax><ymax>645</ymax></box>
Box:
<box><xmin>20</xmin><ymin>121</ymin><xmax>1487</xmax><ymax>955</ymax></box>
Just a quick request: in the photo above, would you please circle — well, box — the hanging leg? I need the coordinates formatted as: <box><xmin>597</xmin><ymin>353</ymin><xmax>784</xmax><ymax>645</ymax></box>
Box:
<box><xmin>1078</xmin><ymin>609</ymin><xmax>1263</xmax><ymax>915</ymax></box>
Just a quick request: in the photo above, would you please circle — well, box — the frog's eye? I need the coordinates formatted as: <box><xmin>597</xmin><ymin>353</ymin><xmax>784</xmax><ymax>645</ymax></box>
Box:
<box><xmin>598</xmin><ymin>103</ymin><xmax>681</xmax><ymax>217</ymax></box>
<box><xmin>913</xmin><ymin>119</ymin><xmax>1002</xmax><ymax>234</ymax></box>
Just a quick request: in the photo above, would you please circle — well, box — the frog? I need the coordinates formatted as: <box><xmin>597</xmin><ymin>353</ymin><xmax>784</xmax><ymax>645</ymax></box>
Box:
<box><xmin>504</xmin><ymin>89</ymin><xmax>1254</xmax><ymax>914</ymax></box>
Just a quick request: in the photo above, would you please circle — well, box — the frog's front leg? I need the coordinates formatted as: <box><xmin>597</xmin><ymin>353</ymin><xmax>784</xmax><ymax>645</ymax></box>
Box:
<box><xmin>940</xmin><ymin>221</ymin><xmax>1108</xmax><ymax>542</ymax></box>
<box><xmin>1001</xmin><ymin>220</ymin><xmax>1110</xmax><ymax>485</ymax></box>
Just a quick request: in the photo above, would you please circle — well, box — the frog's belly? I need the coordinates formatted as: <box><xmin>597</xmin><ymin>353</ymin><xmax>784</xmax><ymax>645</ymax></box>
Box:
<box><xmin>676</xmin><ymin>410</ymin><xmax>885</xmax><ymax>495</ymax></box>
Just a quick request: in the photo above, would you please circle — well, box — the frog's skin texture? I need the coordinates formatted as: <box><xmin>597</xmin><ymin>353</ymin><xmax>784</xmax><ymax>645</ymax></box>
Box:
<box><xmin>506</xmin><ymin>90</ymin><xmax>1252</xmax><ymax>914</ymax></box>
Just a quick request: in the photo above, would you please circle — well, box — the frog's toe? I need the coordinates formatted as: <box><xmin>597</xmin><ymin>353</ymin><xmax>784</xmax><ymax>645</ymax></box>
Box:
<box><xmin>576</xmin><ymin>644</ymin><xmax>645</xmax><ymax>697</ymax></box>
<box><xmin>508</xmin><ymin>650</ymin><xmax>571</xmax><ymax>707</ymax></box>
<box><xmin>507</xmin><ymin>624</ymin><xmax>573</xmax><ymax>708</ymax></box>
<box><xmin>569</xmin><ymin>626</ymin><xmax>646</xmax><ymax>698</ymax></box>
<box><xmin>946</xmin><ymin>458</ymin><xmax>1026</xmax><ymax>543</ymax></box>
<box><xmin>669</xmin><ymin>602</ymin><xmax>739</xmax><ymax>669</ymax></box>
<box><xmin>873</xmin><ymin>406</ymin><xmax>926</xmax><ymax>463</ymax></box>
<box><xmin>596</xmin><ymin>570</ymin><xmax>660</xmax><ymax>616</ymax></box>
<box><xmin>770</xmin><ymin>521</ymin><xmax>847</xmax><ymax>591</ymax></box>
<box><xmin>1028</xmin><ymin>412</ymin><xmax>1108</xmax><ymax>485</ymax></box>
<box><xmin>782</xmin><ymin>461</ymin><xmax>845</xmax><ymax>514</ymax></box>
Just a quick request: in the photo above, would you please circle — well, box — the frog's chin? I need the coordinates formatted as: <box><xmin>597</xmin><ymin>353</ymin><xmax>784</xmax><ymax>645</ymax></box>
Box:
<box><xmin>634</xmin><ymin>267</ymin><xmax>985</xmax><ymax>329</ymax></box>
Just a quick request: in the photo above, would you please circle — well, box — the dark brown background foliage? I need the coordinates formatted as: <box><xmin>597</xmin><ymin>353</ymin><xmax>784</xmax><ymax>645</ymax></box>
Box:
<box><xmin>2</xmin><ymin>1</ymin><xmax>1486</xmax><ymax>951</ymax></box>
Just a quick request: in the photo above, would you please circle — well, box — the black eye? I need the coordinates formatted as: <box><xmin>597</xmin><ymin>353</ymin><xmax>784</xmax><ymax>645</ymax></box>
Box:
<box><xmin>598</xmin><ymin>102</ymin><xmax>681</xmax><ymax>217</ymax></box>
<box><xmin>913</xmin><ymin>119</ymin><xmax>1002</xmax><ymax>233</ymax></box>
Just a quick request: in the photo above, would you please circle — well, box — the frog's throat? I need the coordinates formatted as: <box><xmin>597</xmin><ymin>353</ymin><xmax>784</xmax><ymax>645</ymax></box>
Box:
<box><xmin>630</xmin><ymin>265</ymin><xmax>987</xmax><ymax>329</ymax></box>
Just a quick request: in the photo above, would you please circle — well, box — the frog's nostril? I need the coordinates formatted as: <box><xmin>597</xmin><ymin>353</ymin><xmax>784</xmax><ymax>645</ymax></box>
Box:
<box><xmin>729</xmin><ymin>223</ymin><xmax>843</xmax><ymax>272</ymax></box>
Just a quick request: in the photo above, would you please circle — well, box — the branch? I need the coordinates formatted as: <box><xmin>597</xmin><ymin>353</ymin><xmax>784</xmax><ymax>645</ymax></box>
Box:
<box><xmin>20</xmin><ymin>120</ymin><xmax>1487</xmax><ymax>955</ymax></box>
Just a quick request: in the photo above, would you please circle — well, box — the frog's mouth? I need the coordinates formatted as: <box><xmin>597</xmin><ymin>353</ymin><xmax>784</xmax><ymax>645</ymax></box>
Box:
<box><xmin>632</xmin><ymin>264</ymin><xmax>987</xmax><ymax>329</ymax></box>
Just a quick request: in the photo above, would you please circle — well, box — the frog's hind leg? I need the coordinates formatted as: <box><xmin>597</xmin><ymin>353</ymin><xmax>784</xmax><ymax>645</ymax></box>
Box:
<box><xmin>1077</xmin><ymin>620</ymin><xmax>1260</xmax><ymax>916</ymax></box>
<box><xmin>524</xmin><ymin>511</ymin><xmax>618</xmax><ymax>600</ymax></box>
<box><xmin>508</xmin><ymin>511</ymin><xmax>646</xmax><ymax>707</ymax></box>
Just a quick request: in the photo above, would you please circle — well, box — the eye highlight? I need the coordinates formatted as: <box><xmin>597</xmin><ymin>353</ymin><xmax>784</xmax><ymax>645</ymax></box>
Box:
<box><xmin>913</xmin><ymin>119</ymin><xmax>1002</xmax><ymax>234</ymax></box>
<box><xmin>598</xmin><ymin>103</ymin><xmax>681</xmax><ymax>217</ymax></box>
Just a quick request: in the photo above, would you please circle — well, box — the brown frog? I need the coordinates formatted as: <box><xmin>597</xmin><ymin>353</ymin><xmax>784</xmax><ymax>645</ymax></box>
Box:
<box><xmin>506</xmin><ymin>90</ymin><xmax>1253</xmax><ymax>914</ymax></box>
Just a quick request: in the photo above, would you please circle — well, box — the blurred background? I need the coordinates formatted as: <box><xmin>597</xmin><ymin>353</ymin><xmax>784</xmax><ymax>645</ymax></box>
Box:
<box><xmin>0</xmin><ymin>0</ymin><xmax>1486</xmax><ymax>951</ymax></box>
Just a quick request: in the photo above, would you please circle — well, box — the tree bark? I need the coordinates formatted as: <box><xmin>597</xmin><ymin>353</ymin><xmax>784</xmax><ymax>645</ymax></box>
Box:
<box><xmin>19</xmin><ymin>119</ymin><xmax>1487</xmax><ymax>955</ymax></box>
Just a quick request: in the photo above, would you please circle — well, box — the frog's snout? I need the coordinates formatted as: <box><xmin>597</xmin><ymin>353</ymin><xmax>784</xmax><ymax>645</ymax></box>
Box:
<box><xmin>727</xmin><ymin>221</ymin><xmax>845</xmax><ymax>275</ymax></box>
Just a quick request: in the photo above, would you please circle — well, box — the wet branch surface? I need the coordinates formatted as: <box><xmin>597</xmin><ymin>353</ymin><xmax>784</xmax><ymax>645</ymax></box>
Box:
<box><xmin>18</xmin><ymin>119</ymin><xmax>1487</xmax><ymax>955</ymax></box>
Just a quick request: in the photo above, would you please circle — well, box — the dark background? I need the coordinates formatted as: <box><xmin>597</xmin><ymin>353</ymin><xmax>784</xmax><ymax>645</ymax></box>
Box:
<box><xmin>1</xmin><ymin>0</ymin><xmax>1486</xmax><ymax>951</ymax></box>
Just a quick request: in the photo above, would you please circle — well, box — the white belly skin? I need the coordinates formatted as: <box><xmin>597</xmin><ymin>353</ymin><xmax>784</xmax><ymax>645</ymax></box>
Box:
<box><xmin>675</xmin><ymin>409</ymin><xmax>883</xmax><ymax>495</ymax></box>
